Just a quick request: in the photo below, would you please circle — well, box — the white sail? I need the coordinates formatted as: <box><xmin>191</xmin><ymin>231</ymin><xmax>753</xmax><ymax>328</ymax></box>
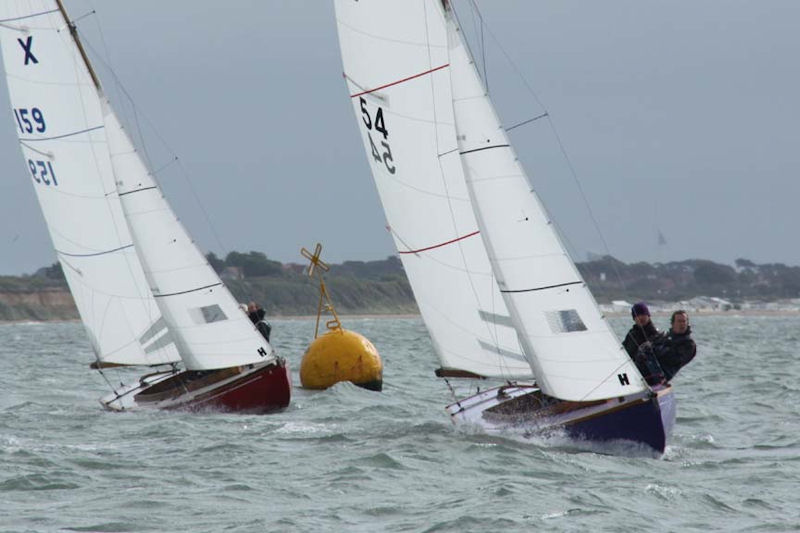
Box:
<box><xmin>0</xmin><ymin>1</ymin><xmax>179</xmax><ymax>367</ymax></box>
<box><xmin>334</xmin><ymin>0</ymin><xmax>532</xmax><ymax>379</ymax></box>
<box><xmin>445</xmin><ymin>12</ymin><xmax>648</xmax><ymax>401</ymax></box>
<box><xmin>104</xmin><ymin>108</ymin><xmax>275</xmax><ymax>371</ymax></box>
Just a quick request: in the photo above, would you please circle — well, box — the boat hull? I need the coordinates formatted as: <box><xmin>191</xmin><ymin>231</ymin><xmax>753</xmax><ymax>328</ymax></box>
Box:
<box><xmin>565</xmin><ymin>385</ymin><xmax>675</xmax><ymax>452</ymax></box>
<box><xmin>100</xmin><ymin>358</ymin><xmax>291</xmax><ymax>413</ymax></box>
<box><xmin>446</xmin><ymin>383</ymin><xmax>675</xmax><ymax>454</ymax></box>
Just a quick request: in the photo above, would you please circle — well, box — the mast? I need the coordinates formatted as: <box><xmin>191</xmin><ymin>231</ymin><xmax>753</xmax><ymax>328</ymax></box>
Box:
<box><xmin>54</xmin><ymin>0</ymin><xmax>101</xmax><ymax>90</ymax></box>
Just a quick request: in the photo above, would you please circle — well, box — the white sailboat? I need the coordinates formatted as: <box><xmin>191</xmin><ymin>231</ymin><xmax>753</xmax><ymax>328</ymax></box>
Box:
<box><xmin>0</xmin><ymin>1</ymin><xmax>290</xmax><ymax>412</ymax></box>
<box><xmin>334</xmin><ymin>0</ymin><xmax>675</xmax><ymax>453</ymax></box>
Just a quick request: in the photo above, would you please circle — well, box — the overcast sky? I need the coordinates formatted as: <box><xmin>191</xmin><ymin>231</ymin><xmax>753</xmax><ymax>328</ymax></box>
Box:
<box><xmin>1</xmin><ymin>1</ymin><xmax>798</xmax><ymax>275</ymax></box>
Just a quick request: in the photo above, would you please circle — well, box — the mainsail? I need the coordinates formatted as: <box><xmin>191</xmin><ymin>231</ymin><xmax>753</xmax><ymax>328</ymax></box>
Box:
<box><xmin>334</xmin><ymin>0</ymin><xmax>532</xmax><ymax>379</ymax></box>
<box><xmin>0</xmin><ymin>1</ymin><xmax>178</xmax><ymax>367</ymax></box>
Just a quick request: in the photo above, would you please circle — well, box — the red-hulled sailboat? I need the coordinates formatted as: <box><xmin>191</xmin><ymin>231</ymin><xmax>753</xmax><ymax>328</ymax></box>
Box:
<box><xmin>0</xmin><ymin>1</ymin><xmax>290</xmax><ymax>413</ymax></box>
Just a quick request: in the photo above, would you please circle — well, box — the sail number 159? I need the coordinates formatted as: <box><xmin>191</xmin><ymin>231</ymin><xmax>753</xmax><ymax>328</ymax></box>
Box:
<box><xmin>13</xmin><ymin>107</ymin><xmax>46</xmax><ymax>134</ymax></box>
<box><xmin>359</xmin><ymin>97</ymin><xmax>396</xmax><ymax>174</ymax></box>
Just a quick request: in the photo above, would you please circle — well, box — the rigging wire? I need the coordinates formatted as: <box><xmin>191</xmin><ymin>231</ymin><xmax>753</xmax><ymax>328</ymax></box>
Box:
<box><xmin>76</xmin><ymin>26</ymin><xmax>230</xmax><ymax>260</ymax></box>
<box><xmin>505</xmin><ymin>112</ymin><xmax>548</xmax><ymax>132</ymax></box>
<box><xmin>457</xmin><ymin>1</ymin><xmax>628</xmax><ymax>291</ymax></box>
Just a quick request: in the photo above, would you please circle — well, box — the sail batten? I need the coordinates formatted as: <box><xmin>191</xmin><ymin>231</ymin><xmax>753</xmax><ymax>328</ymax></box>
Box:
<box><xmin>500</xmin><ymin>281</ymin><xmax>583</xmax><ymax>294</ymax></box>
<box><xmin>459</xmin><ymin>144</ymin><xmax>509</xmax><ymax>155</ymax></box>
<box><xmin>152</xmin><ymin>283</ymin><xmax>223</xmax><ymax>298</ymax></box>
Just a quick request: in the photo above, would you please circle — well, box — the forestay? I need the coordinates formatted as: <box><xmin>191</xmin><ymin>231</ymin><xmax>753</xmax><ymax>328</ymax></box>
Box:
<box><xmin>445</xmin><ymin>11</ymin><xmax>647</xmax><ymax>401</ymax></box>
<box><xmin>0</xmin><ymin>1</ymin><xmax>178</xmax><ymax>367</ymax></box>
<box><xmin>334</xmin><ymin>0</ymin><xmax>532</xmax><ymax>379</ymax></box>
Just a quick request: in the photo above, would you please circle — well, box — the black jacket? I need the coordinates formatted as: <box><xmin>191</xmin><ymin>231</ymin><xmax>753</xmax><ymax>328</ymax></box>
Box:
<box><xmin>623</xmin><ymin>321</ymin><xmax>660</xmax><ymax>359</ymax></box>
<box><xmin>248</xmin><ymin>307</ymin><xmax>266</xmax><ymax>324</ymax></box>
<box><xmin>248</xmin><ymin>307</ymin><xmax>271</xmax><ymax>342</ymax></box>
<box><xmin>653</xmin><ymin>326</ymin><xmax>696</xmax><ymax>381</ymax></box>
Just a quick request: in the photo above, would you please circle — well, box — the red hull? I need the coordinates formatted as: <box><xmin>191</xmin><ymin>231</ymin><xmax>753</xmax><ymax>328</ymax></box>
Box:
<box><xmin>185</xmin><ymin>361</ymin><xmax>292</xmax><ymax>413</ymax></box>
<box><xmin>103</xmin><ymin>359</ymin><xmax>292</xmax><ymax>413</ymax></box>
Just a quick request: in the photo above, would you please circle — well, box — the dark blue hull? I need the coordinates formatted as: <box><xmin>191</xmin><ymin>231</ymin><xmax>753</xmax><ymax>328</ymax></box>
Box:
<box><xmin>447</xmin><ymin>383</ymin><xmax>676</xmax><ymax>455</ymax></box>
<box><xmin>566</xmin><ymin>385</ymin><xmax>676</xmax><ymax>453</ymax></box>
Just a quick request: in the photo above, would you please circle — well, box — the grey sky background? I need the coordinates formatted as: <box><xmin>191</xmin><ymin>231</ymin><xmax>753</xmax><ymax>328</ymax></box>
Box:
<box><xmin>1</xmin><ymin>1</ymin><xmax>798</xmax><ymax>275</ymax></box>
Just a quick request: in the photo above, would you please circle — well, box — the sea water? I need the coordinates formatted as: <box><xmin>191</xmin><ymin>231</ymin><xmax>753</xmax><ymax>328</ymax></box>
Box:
<box><xmin>0</xmin><ymin>314</ymin><xmax>798</xmax><ymax>532</ymax></box>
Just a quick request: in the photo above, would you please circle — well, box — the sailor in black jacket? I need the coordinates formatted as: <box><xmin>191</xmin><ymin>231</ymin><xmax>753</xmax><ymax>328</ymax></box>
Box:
<box><xmin>247</xmin><ymin>301</ymin><xmax>272</xmax><ymax>342</ymax></box>
<box><xmin>622</xmin><ymin>302</ymin><xmax>661</xmax><ymax>359</ymax></box>
<box><xmin>653</xmin><ymin>310</ymin><xmax>696</xmax><ymax>381</ymax></box>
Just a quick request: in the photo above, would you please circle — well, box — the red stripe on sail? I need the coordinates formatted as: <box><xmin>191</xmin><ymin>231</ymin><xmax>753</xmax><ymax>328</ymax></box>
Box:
<box><xmin>398</xmin><ymin>230</ymin><xmax>480</xmax><ymax>255</ymax></box>
<box><xmin>349</xmin><ymin>64</ymin><xmax>450</xmax><ymax>98</ymax></box>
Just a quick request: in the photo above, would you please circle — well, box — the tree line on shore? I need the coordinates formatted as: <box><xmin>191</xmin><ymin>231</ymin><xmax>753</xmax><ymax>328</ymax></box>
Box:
<box><xmin>1</xmin><ymin>251</ymin><xmax>798</xmax><ymax>320</ymax></box>
<box><xmin>579</xmin><ymin>256</ymin><xmax>800</xmax><ymax>302</ymax></box>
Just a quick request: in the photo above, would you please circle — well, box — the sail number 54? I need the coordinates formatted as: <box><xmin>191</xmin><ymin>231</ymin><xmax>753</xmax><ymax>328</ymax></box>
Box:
<box><xmin>359</xmin><ymin>97</ymin><xmax>395</xmax><ymax>174</ymax></box>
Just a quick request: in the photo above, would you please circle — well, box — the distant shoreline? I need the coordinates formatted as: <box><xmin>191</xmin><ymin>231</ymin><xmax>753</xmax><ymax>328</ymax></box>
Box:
<box><xmin>605</xmin><ymin>309</ymin><xmax>800</xmax><ymax>318</ymax></box>
<box><xmin>0</xmin><ymin>313</ymin><xmax>424</xmax><ymax>325</ymax></box>
<box><xmin>4</xmin><ymin>309</ymin><xmax>800</xmax><ymax>326</ymax></box>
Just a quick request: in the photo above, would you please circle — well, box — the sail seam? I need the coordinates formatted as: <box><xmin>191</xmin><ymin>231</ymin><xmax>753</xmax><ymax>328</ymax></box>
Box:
<box><xmin>398</xmin><ymin>230</ymin><xmax>480</xmax><ymax>255</ymax></box>
<box><xmin>118</xmin><ymin>186</ymin><xmax>157</xmax><ymax>197</ymax></box>
<box><xmin>349</xmin><ymin>63</ymin><xmax>449</xmax><ymax>98</ymax></box>
<box><xmin>56</xmin><ymin>244</ymin><xmax>134</xmax><ymax>258</ymax></box>
<box><xmin>0</xmin><ymin>8</ymin><xmax>59</xmax><ymax>24</ymax></box>
<box><xmin>20</xmin><ymin>125</ymin><xmax>104</xmax><ymax>142</ymax></box>
<box><xmin>152</xmin><ymin>283</ymin><xmax>222</xmax><ymax>298</ymax></box>
<box><xmin>500</xmin><ymin>281</ymin><xmax>582</xmax><ymax>293</ymax></box>
<box><xmin>19</xmin><ymin>141</ymin><xmax>51</xmax><ymax>157</ymax></box>
<box><xmin>459</xmin><ymin>144</ymin><xmax>510</xmax><ymax>155</ymax></box>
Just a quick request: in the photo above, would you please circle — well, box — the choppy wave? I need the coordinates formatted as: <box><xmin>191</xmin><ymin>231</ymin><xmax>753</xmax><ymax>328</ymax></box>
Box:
<box><xmin>1</xmin><ymin>315</ymin><xmax>799</xmax><ymax>531</ymax></box>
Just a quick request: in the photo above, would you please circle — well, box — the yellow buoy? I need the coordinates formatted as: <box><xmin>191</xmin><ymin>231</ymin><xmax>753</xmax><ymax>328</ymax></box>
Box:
<box><xmin>298</xmin><ymin>243</ymin><xmax>383</xmax><ymax>391</ymax></box>
<box><xmin>300</xmin><ymin>328</ymin><xmax>383</xmax><ymax>391</ymax></box>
